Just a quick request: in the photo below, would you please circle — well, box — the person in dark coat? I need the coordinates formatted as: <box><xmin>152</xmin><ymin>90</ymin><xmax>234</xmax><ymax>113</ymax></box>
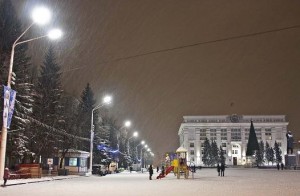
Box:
<box><xmin>217</xmin><ymin>164</ymin><xmax>221</xmax><ymax>176</ymax></box>
<box><xmin>3</xmin><ymin>168</ymin><xmax>10</xmax><ymax>186</ymax></box>
<box><xmin>220</xmin><ymin>163</ymin><xmax>225</xmax><ymax>177</ymax></box>
<box><xmin>156</xmin><ymin>166</ymin><xmax>159</xmax><ymax>173</ymax></box>
<box><xmin>281</xmin><ymin>163</ymin><xmax>284</xmax><ymax>170</ymax></box>
<box><xmin>277</xmin><ymin>163</ymin><xmax>280</xmax><ymax>170</ymax></box>
<box><xmin>149</xmin><ymin>165</ymin><xmax>153</xmax><ymax>180</ymax></box>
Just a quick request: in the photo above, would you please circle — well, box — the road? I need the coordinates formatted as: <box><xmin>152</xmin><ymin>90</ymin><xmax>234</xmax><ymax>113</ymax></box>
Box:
<box><xmin>1</xmin><ymin>168</ymin><xmax>300</xmax><ymax>196</ymax></box>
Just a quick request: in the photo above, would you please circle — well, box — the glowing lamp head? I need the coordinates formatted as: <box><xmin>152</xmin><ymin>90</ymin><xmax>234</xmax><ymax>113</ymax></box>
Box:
<box><xmin>103</xmin><ymin>95</ymin><xmax>112</xmax><ymax>104</ymax></box>
<box><xmin>32</xmin><ymin>6</ymin><xmax>51</xmax><ymax>25</ymax></box>
<box><xmin>48</xmin><ymin>29</ymin><xmax>62</xmax><ymax>40</ymax></box>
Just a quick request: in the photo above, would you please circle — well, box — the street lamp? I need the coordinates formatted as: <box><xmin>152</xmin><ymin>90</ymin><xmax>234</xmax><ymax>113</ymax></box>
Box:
<box><xmin>135</xmin><ymin>140</ymin><xmax>145</xmax><ymax>160</ymax></box>
<box><xmin>88</xmin><ymin>95</ymin><xmax>112</xmax><ymax>175</ymax></box>
<box><xmin>0</xmin><ymin>6</ymin><xmax>63</xmax><ymax>178</ymax></box>
<box><xmin>127</xmin><ymin>131</ymin><xmax>138</xmax><ymax>155</ymax></box>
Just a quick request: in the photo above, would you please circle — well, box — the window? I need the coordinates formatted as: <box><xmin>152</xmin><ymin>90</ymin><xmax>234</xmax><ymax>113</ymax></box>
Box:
<box><xmin>232</xmin><ymin>150</ymin><xmax>238</xmax><ymax>154</ymax></box>
<box><xmin>190</xmin><ymin>143</ymin><xmax>194</xmax><ymax>148</ymax></box>
<box><xmin>245</xmin><ymin>129</ymin><xmax>249</xmax><ymax>140</ymax></box>
<box><xmin>200</xmin><ymin>129</ymin><xmax>206</xmax><ymax>140</ymax></box>
<box><xmin>80</xmin><ymin>158</ymin><xmax>87</xmax><ymax>167</ymax></box>
<box><xmin>222</xmin><ymin>143</ymin><xmax>227</xmax><ymax>147</ymax></box>
<box><xmin>190</xmin><ymin>150</ymin><xmax>194</xmax><ymax>155</ymax></box>
<box><xmin>231</xmin><ymin>129</ymin><xmax>241</xmax><ymax>141</ymax></box>
<box><xmin>255</xmin><ymin>129</ymin><xmax>262</xmax><ymax>140</ymax></box>
<box><xmin>190</xmin><ymin>158</ymin><xmax>194</xmax><ymax>162</ymax></box>
<box><xmin>221</xmin><ymin>129</ymin><xmax>227</xmax><ymax>140</ymax></box>
<box><xmin>265</xmin><ymin>129</ymin><xmax>272</xmax><ymax>140</ymax></box>
<box><xmin>69</xmin><ymin>158</ymin><xmax>77</xmax><ymax>166</ymax></box>
<box><xmin>210</xmin><ymin>129</ymin><xmax>217</xmax><ymax>140</ymax></box>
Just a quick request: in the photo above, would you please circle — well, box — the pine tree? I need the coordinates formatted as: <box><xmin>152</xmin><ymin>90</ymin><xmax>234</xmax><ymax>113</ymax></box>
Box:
<box><xmin>246</xmin><ymin>121</ymin><xmax>259</xmax><ymax>156</ymax></box>
<box><xmin>274</xmin><ymin>141</ymin><xmax>282</xmax><ymax>164</ymax></box>
<box><xmin>0</xmin><ymin>0</ymin><xmax>34</xmax><ymax>165</ymax></box>
<box><xmin>57</xmin><ymin>95</ymin><xmax>79</xmax><ymax>168</ymax></box>
<box><xmin>211</xmin><ymin>140</ymin><xmax>219</xmax><ymax>166</ymax></box>
<box><xmin>219</xmin><ymin>146</ymin><xmax>226</xmax><ymax>165</ymax></box>
<box><xmin>255</xmin><ymin>141</ymin><xmax>265</xmax><ymax>166</ymax></box>
<box><xmin>31</xmin><ymin>45</ymin><xmax>64</xmax><ymax>160</ymax></box>
<box><xmin>202</xmin><ymin>138</ymin><xmax>211</xmax><ymax>166</ymax></box>
<box><xmin>265</xmin><ymin>141</ymin><xmax>274</xmax><ymax>165</ymax></box>
<box><xmin>76</xmin><ymin>83</ymin><xmax>96</xmax><ymax>151</ymax></box>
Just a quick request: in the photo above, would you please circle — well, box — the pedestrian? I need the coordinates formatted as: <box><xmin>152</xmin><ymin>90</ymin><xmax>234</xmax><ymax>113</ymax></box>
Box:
<box><xmin>281</xmin><ymin>163</ymin><xmax>284</xmax><ymax>170</ymax></box>
<box><xmin>161</xmin><ymin>166</ymin><xmax>165</xmax><ymax>176</ymax></box>
<box><xmin>149</xmin><ymin>165</ymin><xmax>153</xmax><ymax>180</ymax></box>
<box><xmin>220</xmin><ymin>163</ymin><xmax>225</xmax><ymax>177</ymax></box>
<box><xmin>129</xmin><ymin>166</ymin><xmax>133</xmax><ymax>173</ymax></box>
<box><xmin>217</xmin><ymin>163</ymin><xmax>221</xmax><ymax>176</ymax></box>
<box><xmin>3</xmin><ymin>167</ymin><xmax>10</xmax><ymax>186</ymax></box>
<box><xmin>156</xmin><ymin>166</ymin><xmax>159</xmax><ymax>173</ymax></box>
<box><xmin>277</xmin><ymin>163</ymin><xmax>280</xmax><ymax>170</ymax></box>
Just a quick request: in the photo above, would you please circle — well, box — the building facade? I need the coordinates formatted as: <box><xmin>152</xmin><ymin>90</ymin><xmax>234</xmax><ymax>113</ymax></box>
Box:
<box><xmin>178</xmin><ymin>115</ymin><xmax>288</xmax><ymax>166</ymax></box>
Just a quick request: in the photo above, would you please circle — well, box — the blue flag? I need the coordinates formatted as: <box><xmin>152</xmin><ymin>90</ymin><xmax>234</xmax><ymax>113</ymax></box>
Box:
<box><xmin>2</xmin><ymin>86</ymin><xmax>17</xmax><ymax>128</ymax></box>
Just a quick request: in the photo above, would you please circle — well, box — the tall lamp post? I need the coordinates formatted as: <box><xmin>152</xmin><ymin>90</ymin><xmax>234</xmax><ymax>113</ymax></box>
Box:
<box><xmin>88</xmin><ymin>95</ymin><xmax>112</xmax><ymax>175</ymax></box>
<box><xmin>140</xmin><ymin>144</ymin><xmax>148</xmax><ymax>171</ymax></box>
<box><xmin>135</xmin><ymin>140</ymin><xmax>145</xmax><ymax>163</ymax></box>
<box><xmin>0</xmin><ymin>6</ymin><xmax>62</xmax><ymax>178</ymax></box>
<box><xmin>127</xmin><ymin>131</ymin><xmax>138</xmax><ymax>156</ymax></box>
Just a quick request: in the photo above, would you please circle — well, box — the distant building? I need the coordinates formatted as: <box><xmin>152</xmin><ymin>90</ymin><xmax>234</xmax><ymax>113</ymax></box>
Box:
<box><xmin>178</xmin><ymin>115</ymin><xmax>288</xmax><ymax>166</ymax></box>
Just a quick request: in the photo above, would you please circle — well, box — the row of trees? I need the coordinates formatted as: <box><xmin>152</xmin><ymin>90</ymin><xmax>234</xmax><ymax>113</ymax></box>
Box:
<box><xmin>255</xmin><ymin>141</ymin><xmax>282</xmax><ymax>166</ymax></box>
<box><xmin>202</xmin><ymin>138</ymin><xmax>226</xmax><ymax>166</ymax></box>
<box><xmin>0</xmin><ymin>0</ymin><xmax>133</xmax><ymax>169</ymax></box>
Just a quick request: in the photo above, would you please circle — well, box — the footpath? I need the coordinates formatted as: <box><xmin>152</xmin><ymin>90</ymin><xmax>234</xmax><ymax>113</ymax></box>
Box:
<box><xmin>2</xmin><ymin>175</ymin><xmax>81</xmax><ymax>187</ymax></box>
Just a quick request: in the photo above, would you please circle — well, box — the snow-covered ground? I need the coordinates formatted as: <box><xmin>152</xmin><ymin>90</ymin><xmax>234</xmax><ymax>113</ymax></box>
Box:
<box><xmin>1</xmin><ymin>168</ymin><xmax>300</xmax><ymax>196</ymax></box>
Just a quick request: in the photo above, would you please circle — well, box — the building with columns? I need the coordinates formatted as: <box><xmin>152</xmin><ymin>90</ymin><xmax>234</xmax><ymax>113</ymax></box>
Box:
<box><xmin>178</xmin><ymin>115</ymin><xmax>288</xmax><ymax>166</ymax></box>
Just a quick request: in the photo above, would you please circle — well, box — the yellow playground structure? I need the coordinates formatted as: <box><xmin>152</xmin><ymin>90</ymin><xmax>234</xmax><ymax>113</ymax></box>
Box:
<box><xmin>157</xmin><ymin>147</ymin><xmax>191</xmax><ymax>179</ymax></box>
<box><xmin>173</xmin><ymin>147</ymin><xmax>189</xmax><ymax>179</ymax></box>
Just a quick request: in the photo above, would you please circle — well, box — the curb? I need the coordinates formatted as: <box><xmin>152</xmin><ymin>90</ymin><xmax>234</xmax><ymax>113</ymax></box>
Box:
<box><xmin>3</xmin><ymin>176</ymin><xmax>80</xmax><ymax>187</ymax></box>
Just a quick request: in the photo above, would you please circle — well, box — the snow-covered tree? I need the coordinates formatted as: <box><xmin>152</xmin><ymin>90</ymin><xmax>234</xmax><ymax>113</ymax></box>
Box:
<box><xmin>211</xmin><ymin>140</ymin><xmax>219</xmax><ymax>166</ymax></box>
<box><xmin>31</xmin><ymin>45</ymin><xmax>64</xmax><ymax>161</ymax></box>
<box><xmin>219</xmin><ymin>146</ymin><xmax>226</xmax><ymax>165</ymax></box>
<box><xmin>265</xmin><ymin>141</ymin><xmax>274</xmax><ymax>165</ymax></box>
<box><xmin>202</xmin><ymin>138</ymin><xmax>211</xmax><ymax>166</ymax></box>
<box><xmin>76</xmin><ymin>83</ymin><xmax>96</xmax><ymax>151</ymax></box>
<box><xmin>255</xmin><ymin>141</ymin><xmax>265</xmax><ymax>166</ymax></box>
<box><xmin>274</xmin><ymin>141</ymin><xmax>282</xmax><ymax>164</ymax></box>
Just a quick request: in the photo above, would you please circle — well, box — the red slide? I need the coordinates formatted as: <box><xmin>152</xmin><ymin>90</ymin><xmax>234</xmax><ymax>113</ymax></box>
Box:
<box><xmin>156</xmin><ymin>166</ymin><xmax>174</xmax><ymax>179</ymax></box>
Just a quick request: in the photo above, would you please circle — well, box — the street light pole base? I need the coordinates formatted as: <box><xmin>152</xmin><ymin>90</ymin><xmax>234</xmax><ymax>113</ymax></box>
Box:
<box><xmin>85</xmin><ymin>172</ymin><xmax>92</xmax><ymax>176</ymax></box>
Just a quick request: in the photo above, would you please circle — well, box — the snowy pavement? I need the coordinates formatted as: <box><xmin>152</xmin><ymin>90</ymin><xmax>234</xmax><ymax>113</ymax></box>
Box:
<box><xmin>1</xmin><ymin>168</ymin><xmax>300</xmax><ymax>196</ymax></box>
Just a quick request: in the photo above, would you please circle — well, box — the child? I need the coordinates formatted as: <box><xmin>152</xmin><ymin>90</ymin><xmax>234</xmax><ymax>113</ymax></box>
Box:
<box><xmin>3</xmin><ymin>168</ymin><xmax>10</xmax><ymax>186</ymax></box>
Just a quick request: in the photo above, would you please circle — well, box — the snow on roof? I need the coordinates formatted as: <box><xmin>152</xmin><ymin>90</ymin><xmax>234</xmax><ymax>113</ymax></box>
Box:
<box><xmin>176</xmin><ymin>147</ymin><xmax>187</xmax><ymax>153</ymax></box>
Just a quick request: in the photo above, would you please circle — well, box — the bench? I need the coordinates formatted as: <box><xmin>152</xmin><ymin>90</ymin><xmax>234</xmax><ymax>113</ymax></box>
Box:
<box><xmin>9</xmin><ymin>168</ymin><xmax>31</xmax><ymax>179</ymax></box>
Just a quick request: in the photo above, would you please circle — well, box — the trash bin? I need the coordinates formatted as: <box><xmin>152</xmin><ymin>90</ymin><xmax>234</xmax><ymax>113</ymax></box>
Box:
<box><xmin>58</xmin><ymin>169</ymin><xmax>69</xmax><ymax>176</ymax></box>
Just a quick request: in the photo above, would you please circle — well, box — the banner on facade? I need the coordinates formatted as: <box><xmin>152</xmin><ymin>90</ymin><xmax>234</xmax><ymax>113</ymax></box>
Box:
<box><xmin>2</xmin><ymin>86</ymin><xmax>17</xmax><ymax>128</ymax></box>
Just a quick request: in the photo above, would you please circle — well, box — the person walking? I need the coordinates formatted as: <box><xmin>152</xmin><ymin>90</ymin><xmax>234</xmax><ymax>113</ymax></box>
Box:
<box><xmin>277</xmin><ymin>163</ymin><xmax>280</xmax><ymax>170</ymax></box>
<box><xmin>220</xmin><ymin>163</ymin><xmax>225</xmax><ymax>177</ymax></box>
<box><xmin>149</xmin><ymin>165</ymin><xmax>153</xmax><ymax>180</ymax></box>
<box><xmin>156</xmin><ymin>166</ymin><xmax>159</xmax><ymax>173</ymax></box>
<box><xmin>3</xmin><ymin>168</ymin><xmax>10</xmax><ymax>186</ymax></box>
<box><xmin>217</xmin><ymin>164</ymin><xmax>221</xmax><ymax>176</ymax></box>
<box><xmin>281</xmin><ymin>163</ymin><xmax>284</xmax><ymax>170</ymax></box>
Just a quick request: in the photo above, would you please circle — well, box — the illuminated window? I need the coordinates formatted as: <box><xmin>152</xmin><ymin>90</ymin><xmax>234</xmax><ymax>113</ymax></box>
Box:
<box><xmin>231</xmin><ymin>129</ymin><xmax>241</xmax><ymax>141</ymax></box>
<box><xmin>265</xmin><ymin>129</ymin><xmax>272</xmax><ymax>140</ymax></box>
<box><xmin>69</xmin><ymin>158</ymin><xmax>77</xmax><ymax>166</ymax></box>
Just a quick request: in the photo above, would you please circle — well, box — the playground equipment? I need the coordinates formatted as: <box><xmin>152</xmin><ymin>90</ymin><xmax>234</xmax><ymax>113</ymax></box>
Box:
<box><xmin>174</xmin><ymin>147</ymin><xmax>189</xmax><ymax>179</ymax></box>
<box><xmin>156</xmin><ymin>147</ymin><xmax>190</xmax><ymax>179</ymax></box>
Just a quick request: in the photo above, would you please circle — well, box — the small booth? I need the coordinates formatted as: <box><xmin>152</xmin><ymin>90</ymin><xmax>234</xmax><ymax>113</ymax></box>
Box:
<box><xmin>53</xmin><ymin>149</ymin><xmax>89</xmax><ymax>175</ymax></box>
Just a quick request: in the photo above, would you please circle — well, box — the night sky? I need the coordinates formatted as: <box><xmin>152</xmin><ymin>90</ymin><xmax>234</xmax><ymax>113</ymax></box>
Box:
<box><xmin>13</xmin><ymin>0</ymin><xmax>300</xmax><ymax>160</ymax></box>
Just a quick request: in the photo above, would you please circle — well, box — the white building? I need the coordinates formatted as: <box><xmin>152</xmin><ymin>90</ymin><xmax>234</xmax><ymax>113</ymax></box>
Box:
<box><xmin>178</xmin><ymin>115</ymin><xmax>288</xmax><ymax>166</ymax></box>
